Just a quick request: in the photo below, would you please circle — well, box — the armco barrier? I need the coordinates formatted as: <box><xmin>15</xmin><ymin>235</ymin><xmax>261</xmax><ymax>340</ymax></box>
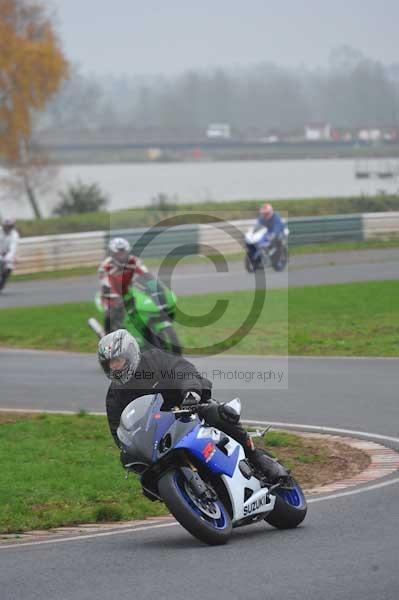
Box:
<box><xmin>288</xmin><ymin>214</ymin><xmax>363</xmax><ymax>244</ymax></box>
<box><xmin>199</xmin><ymin>220</ymin><xmax>252</xmax><ymax>254</ymax></box>
<box><xmin>362</xmin><ymin>212</ymin><xmax>399</xmax><ymax>240</ymax></box>
<box><xmin>106</xmin><ymin>223</ymin><xmax>200</xmax><ymax>258</ymax></box>
<box><xmin>198</xmin><ymin>214</ymin><xmax>365</xmax><ymax>254</ymax></box>
<box><xmin>14</xmin><ymin>231</ymin><xmax>105</xmax><ymax>275</ymax></box>
<box><xmin>12</xmin><ymin>212</ymin><xmax>399</xmax><ymax>275</ymax></box>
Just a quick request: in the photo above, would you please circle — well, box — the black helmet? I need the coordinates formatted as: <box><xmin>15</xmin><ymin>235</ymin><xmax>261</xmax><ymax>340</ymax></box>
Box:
<box><xmin>98</xmin><ymin>329</ymin><xmax>141</xmax><ymax>385</ymax></box>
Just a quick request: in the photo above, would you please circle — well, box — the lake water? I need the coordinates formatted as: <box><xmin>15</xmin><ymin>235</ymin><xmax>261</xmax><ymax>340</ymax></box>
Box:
<box><xmin>1</xmin><ymin>158</ymin><xmax>398</xmax><ymax>219</ymax></box>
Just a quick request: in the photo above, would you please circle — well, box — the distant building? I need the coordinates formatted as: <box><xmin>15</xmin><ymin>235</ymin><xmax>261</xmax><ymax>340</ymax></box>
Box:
<box><xmin>259</xmin><ymin>129</ymin><xmax>280</xmax><ymax>143</ymax></box>
<box><xmin>146</xmin><ymin>148</ymin><xmax>162</xmax><ymax>160</ymax></box>
<box><xmin>330</xmin><ymin>128</ymin><xmax>353</xmax><ymax>142</ymax></box>
<box><xmin>358</xmin><ymin>128</ymin><xmax>382</xmax><ymax>142</ymax></box>
<box><xmin>206</xmin><ymin>123</ymin><xmax>231</xmax><ymax>139</ymax></box>
<box><xmin>304</xmin><ymin>123</ymin><xmax>332</xmax><ymax>141</ymax></box>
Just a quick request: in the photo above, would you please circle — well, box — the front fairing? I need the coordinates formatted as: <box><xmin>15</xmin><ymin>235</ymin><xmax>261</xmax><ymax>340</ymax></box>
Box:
<box><xmin>117</xmin><ymin>395</ymin><xmax>199</xmax><ymax>467</ymax></box>
<box><xmin>174</xmin><ymin>425</ymin><xmax>240</xmax><ymax>478</ymax></box>
<box><xmin>130</xmin><ymin>273</ymin><xmax>176</xmax><ymax>315</ymax></box>
<box><xmin>117</xmin><ymin>397</ymin><xmax>240</xmax><ymax>478</ymax></box>
<box><xmin>94</xmin><ymin>272</ymin><xmax>176</xmax><ymax>317</ymax></box>
<box><xmin>117</xmin><ymin>394</ymin><xmax>174</xmax><ymax>465</ymax></box>
<box><xmin>245</xmin><ymin>226</ymin><xmax>268</xmax><ymax>247</ymax></box>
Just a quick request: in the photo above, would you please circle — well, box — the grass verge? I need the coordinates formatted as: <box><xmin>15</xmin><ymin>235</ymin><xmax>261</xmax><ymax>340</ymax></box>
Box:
<box><xmin>0</xmin><ymin>413</ymin><xmax>368</xmax><ymax>534</ymax></box>
<box><xmin>0</xmin><ymin>280</ymin><xmax>398</xmax><ymax>356</ymax></box>
<box><xmin>16</xmin><ymin>193</ymin><xmax>399</xmax><ymax>237</ymax></box>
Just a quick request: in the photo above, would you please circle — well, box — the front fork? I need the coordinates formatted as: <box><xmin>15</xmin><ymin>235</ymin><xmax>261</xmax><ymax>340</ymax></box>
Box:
<box><xmin>247</xmin><ymin>244</ymin><xmax>262</xmax><ymax>265</ymax></box>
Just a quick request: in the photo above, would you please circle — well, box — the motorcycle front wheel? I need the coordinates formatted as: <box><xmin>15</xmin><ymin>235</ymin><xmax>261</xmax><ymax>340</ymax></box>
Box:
<box><xmin>158</xmin><ymin>469</ymin><xmax>232</xmax><ymax>545</ymax></box>
<box><xmin>245</xmin><ymin>254</ymin><xmax>261</xmax><ymax>273</ymax></box>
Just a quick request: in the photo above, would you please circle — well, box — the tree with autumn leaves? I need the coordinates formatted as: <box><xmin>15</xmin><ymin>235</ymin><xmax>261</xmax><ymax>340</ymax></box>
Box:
<box><xmin>0</xmin><ymin>0</ymin><xmax>68</xmax><ymax>217</ymax></box>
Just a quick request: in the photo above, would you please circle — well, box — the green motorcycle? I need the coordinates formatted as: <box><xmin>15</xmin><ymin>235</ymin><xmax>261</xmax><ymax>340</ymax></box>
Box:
<box><xmin>88</xmin><ymin>271</ymin><xmax>182</xmax><ymax>354</ymax></box>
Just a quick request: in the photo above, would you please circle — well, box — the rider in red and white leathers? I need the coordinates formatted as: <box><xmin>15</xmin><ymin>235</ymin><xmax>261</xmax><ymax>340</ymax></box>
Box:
<box><xmin>98</xmin><ymin>237</ymin><xmax>147</xmax><ymax>333</ymax></box>
<box><xmin>0</xmin><ymin>217</ymin><xmax>19</xmax><ymax>291</ymax></box>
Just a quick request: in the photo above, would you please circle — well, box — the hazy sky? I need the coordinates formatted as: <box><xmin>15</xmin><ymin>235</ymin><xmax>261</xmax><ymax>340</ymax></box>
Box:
<box><xmin>51</xmin><ymin>0</ymin><xmax>399</xmax><ymax>76</ymax></box>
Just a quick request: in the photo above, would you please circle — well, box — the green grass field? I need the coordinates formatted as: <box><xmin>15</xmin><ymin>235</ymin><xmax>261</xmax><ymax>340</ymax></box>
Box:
<box><xmin>0</xmin><ymin>280</ymin><xmax>397</xmax><ymax>356</ymax></box>
<box><xmin>15</xmin><ymin>193</ymin><xmax>399</xmax><ymax>237</ymax></box>
<box><xmin>0</xmin><ymin>413</ymin><xmax>340</xmax><ymax>533</ymax></box>
<box><xmin>0</xmin><ymin>413</ymin><xmax>167</xmax><ymax>533</ymax></box>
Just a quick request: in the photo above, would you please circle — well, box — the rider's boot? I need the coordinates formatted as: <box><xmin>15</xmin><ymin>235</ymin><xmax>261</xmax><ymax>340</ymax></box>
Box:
<box><xmin>248</xmin><ymin>447</ymin><xmax>291</xmax><ymax>484</ymax></box>
<box><xmin>0</xmin><ymin>268</ymin><xmax>11</xmax><ymax>292</ymax></box>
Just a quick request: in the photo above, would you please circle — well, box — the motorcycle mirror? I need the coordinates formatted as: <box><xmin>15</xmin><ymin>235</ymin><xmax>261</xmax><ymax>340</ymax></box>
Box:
<box><xmin>248</xmin><ymin>425</ymin><xmax>272</xmax><ymax>438</ymax></box>
<box><xmin>224</xmin><ymin>398</ymin><xmax>242</xmax><ymax>417</ymax></box>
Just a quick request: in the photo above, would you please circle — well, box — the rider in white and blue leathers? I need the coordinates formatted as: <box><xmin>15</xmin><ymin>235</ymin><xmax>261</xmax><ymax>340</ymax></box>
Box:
<box><xmin>0</xmin><ymin>217</ymin><xmax>19</xmax><ymax>291</ymax></box>
<box><xmin>257</xmin><ymin>203</ymin><xmax>285</xmax><ymax>248</ymax></box>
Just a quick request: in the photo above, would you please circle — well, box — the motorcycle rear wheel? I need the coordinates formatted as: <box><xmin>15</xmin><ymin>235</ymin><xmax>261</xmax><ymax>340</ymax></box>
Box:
<box><xmin>155</xmin><ymin>325</ymin><xmax>182</xmax><ymax>355</ymax></box>
<box><xmin>271</xmin><ymin>246</ymin><xmax>288</xmax><ymax>272</ymax></box>
<box><xmin>265</xmin><ymin>478</ymin><xmax>307</xmax><ymax>529</ymax></box>
<box><xmin>158</xmin><ymin>469</ymin><xmax>232</xmax><ymax>545</ymax></box>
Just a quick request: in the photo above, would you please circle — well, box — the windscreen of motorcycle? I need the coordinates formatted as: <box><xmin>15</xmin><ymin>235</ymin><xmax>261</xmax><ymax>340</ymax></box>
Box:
<box><xmin>245</xmin><ymin>226</ymin><xmax>268</xmax><ymax>245</ymax></box>
<box><xmin>117</xmin><ymin>394</ymin><xmax>164</xmax><ymax>464</ymax></box>
<box><xmin>129</xmin><ymin>272</ymin><xmax>177</xmax><ymax>319</ymax></box>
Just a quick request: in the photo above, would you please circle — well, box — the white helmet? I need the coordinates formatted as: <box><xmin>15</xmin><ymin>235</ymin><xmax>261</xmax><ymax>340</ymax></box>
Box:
<box><xmin>98</xmin><ymin>329</ymin><xmax>141</xmax><ymax>385</ymax></box>
<box><xmin>108</xmin><ymin>237</ymin><xmax>131</xmax><ymax>266</ymax></box>
<box><xmin>2</xmin><ymin>216</ymin><xmax>16</xmax><ymax>232</ymax></box>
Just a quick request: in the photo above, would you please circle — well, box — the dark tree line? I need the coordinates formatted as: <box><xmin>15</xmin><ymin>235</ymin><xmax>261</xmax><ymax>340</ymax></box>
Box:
<box><xmin>38</xmin><ymin>46</ymin><xmax>399</xmax><ymax>140</ymax></box>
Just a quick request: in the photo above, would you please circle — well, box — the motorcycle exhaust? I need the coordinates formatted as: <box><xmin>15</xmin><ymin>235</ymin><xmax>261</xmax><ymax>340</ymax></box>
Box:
<box><xmin>88</xmin><ymin>318</ymin><xmax>105</xmax><ymax>339</ymax></box>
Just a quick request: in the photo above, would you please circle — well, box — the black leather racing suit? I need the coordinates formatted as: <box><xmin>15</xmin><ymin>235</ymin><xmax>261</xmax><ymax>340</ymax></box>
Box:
<box><xmin>105</xmin><ymin>348</ymin><xmax>253</xmax><ymax>453</ymax></box>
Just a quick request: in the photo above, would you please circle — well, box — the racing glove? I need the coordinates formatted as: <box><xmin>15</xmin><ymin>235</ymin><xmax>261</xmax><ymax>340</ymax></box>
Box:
<box><xmin>218</xmin><ymin>402</ymin><xmax>240</xmax><ymax>424</ymax></box>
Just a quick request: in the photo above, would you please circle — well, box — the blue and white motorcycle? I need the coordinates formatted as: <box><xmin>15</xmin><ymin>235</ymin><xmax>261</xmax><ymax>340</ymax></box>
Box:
<box><xmin>244</xmin><ymin>223</ymin><xmax>289</xmax><ymax>273</ymax></box>
<box><xmin>117</xmin><ymin>395</ymin><xmax>307</xmax><ymax>545</ymax></box>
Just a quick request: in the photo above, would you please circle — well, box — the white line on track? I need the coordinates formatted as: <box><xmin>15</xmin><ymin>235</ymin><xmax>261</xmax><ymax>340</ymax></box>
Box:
<box><xmin>1</xmin><ymin>419</ymin><xmax>398</xmax><ymax>551</ymax></box>
<box><xmin>0</xmin><ymin>522</ymin><xmax>177</xmax><ymax>550</ymax></box>
<box><xmin>307</xmin><ymin>477</ymin><xmax>399</xmax><ymax>503</ymax></box>
<box><xmin>243</xmin><ymin>420</ymin><xmax>399</xmax><ymax>446</ymax></box>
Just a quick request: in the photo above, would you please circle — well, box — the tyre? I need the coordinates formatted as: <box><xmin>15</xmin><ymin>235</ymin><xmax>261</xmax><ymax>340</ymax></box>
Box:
<box><xmin>245</xmin><ymin>254</ymin><xmax>255</xmax><ymax>273</ymax></box>
<box><xmin>265</xmin><ymin>478</ymin><xmax>307</xmax><ymax>529</ymax></box>
<box><xmin>0</xmin><ymin>263</ymin><xmax>7</xmax><ymax>292</ymax></box>
<box><xmin>158</xmin><ymin>469</ymin><xmax>232</xmax><ymax>545</ymax></box>
<box><xmin>156</xmin><ymin>325</ymin><xmax>182</xmax><ymax>355</ymax></box>
<box><xmin>271</xmin><ymin>245</ymin><xmax>288</xmax><ymax>272</ymax></box>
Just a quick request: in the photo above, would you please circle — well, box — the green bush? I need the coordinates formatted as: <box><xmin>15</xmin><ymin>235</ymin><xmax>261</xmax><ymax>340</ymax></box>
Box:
<box><xmin>52</xmin><ymin>180</ymin><xmax>109</xmax><ymax>216</ymax></box>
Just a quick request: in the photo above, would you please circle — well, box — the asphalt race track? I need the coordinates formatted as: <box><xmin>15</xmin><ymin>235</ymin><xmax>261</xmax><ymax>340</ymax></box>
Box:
<box><xmin>0</xmin><ymin>248</ymin><xmax>398</xmax><ymax>599</ymax></box>
<box><xmin>0</xmin><ymin>350</ymin><xmax>399</xmax><ymax>600</ymax></box>
<box><xmin>1</xmin><ymin>248</ymin><xmax>399</xmax><ymax>308</ymax></box>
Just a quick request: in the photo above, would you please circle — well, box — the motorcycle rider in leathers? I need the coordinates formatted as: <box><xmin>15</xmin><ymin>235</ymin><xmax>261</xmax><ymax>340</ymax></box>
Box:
<box><xmin>257</xmin><ymin>203</ymin><xmax>285</xmax><ymax>247</ymax></box>
<box><xmin>0</xmin><ymin>217</ymin><xmax>19</xmax><ymax>292</ymax></box>
<box><xmin>98</xmin><ymin>237</ymin><xmax>147</xmax><ymax>334</ymax></box>
<box><xmin>98</xmin><ymin>329</ymin><xmax>289</xmax><ymax>484</ymax></box>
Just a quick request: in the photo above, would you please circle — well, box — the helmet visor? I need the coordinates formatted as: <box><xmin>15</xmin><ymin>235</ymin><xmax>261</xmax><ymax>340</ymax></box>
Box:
<box><xmin>110</xmin><ymin>356</ymin><xmax>128</xmax><ymax>382</ymax></box>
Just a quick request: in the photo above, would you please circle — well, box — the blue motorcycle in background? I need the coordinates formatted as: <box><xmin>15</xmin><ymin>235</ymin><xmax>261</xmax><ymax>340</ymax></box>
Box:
<box><xmin>244</xmin><ymin>223</ymin><xmax>289</xmax><ymax>273</ymax></box>
<box><xmin>117</xmin><ymin>394</ymin><xmax>307</xmax><ymax>546</ymax></box>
